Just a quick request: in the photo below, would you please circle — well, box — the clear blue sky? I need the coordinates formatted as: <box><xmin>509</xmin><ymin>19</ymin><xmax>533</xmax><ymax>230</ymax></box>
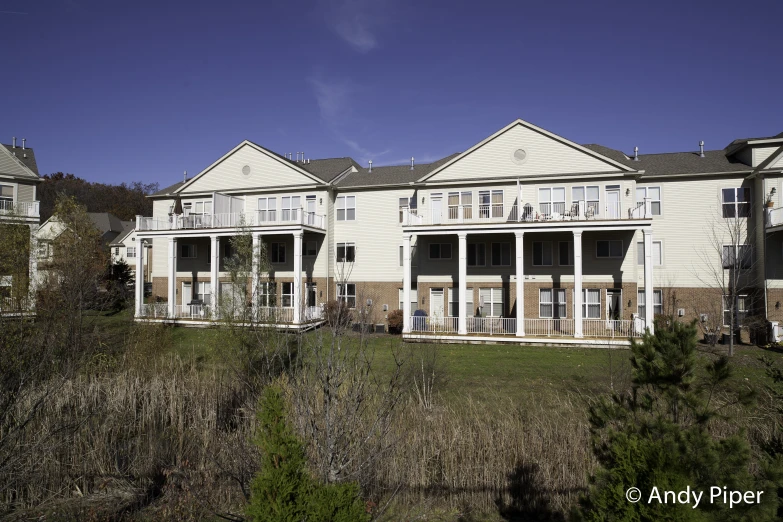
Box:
<box><xmin>2</xmin><ymin>0</ymin><xmax>781</xmax><ymax>186</ymax></box>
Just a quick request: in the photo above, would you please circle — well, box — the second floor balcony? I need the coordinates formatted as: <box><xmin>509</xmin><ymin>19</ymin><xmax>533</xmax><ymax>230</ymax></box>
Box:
<box><xmin>138</xmin><ymin>208</ymin><xmax>326</xmax><ymax>232</ymax></box>
<box><xmin>0</xmin><ymin>199</ymin><xmax>40</xmax><ymax>218</ymax></box>
<box><xmin>767</xmin><ymin>206</ymin><xmax>783</xmax><ymax>229</ymax></box>
<box><xmin>402</xmin><ymin>199</ymin><xmax>654</xmax><ymax>227</ymax></box>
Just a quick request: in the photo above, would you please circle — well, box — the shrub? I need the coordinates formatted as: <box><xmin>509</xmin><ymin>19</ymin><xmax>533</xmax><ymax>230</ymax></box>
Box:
<box><xmin>325</xmin><ymin>300</ymin><xmax>354</xmax><ymax>330</ymax></box>
<box><xmin>387</xmin><ymin>309</ymin><xmax>404</xmax><ymax>334</ymax></box>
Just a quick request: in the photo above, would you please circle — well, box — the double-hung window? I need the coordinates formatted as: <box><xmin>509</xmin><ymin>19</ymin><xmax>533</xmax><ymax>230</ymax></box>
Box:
<box><xmin>259</xmin><ymin>282</ymin><xmax>276</xmax><ymax>307</ymax></box>
<box><xmin>636</xmin><ymin>241</ymin><xmax>663</xmax><ymax>265</ymax></box>
<box><xmin>258</xmin><ymin>197</ymin><xmax>277</xmax><ymax>222</ymax></box>
<box><xmin>572</xmin><ymin>186</ymin><xmax>600</xmax><ymax>217</ymax></box>
<box><xmin>539</xmin><ymin>187</ymin><xmax>566</xmax><ymax>217</ymax></box>
<box><xmin>468</xmin><ymin>243</ymin><xmax>486</xmax><ymax>266</ymax></box>
<box><xmin>337</xmin><ymin>242</ymin><xmax>356</xmax><ymax>262</ymax></box>
<box><xmin>722</xmin><ymin>244</ymin><xmax>751</xmax><ymax>269</ymax></box>
<box><xmin>478</xmin><ymin>190</ymin><xmax>503</xmax><ymax>218</ymax></box>
<box><xmin>281</xmin><ymin>282</ymin><xmax>294</xmax><ymax>308</ymax></box>
<box><xmin>270</xmin><ymin>242</ymin><xmax>286</xmax><ymax>264</ymax></box>
<box><xmin>479</xmin><ymin>288</ymin><xmax>504</xmax><ymax>317</ymax></box>
<box><xmin>559</xmin><ymin>241</ymin><xmax>573</xmax><ymax>266</ymax></box>
<box><xmin>580</xmin><ymin>289</ymin><xmax>601</xmax><ymax>319</ymax></box>
<box><xmin>491</xmin><ymin>242</ymin><xmax>511</xmax><ymax>266</ymax></box>
<box><xmin>539</xmin><ymin>289</ymin><xmax>566</xmax><ymax>318</ymax></box>
<box><xmin>532</xmin><ymin>241</ymin><xmax>553</xmax><ymax>266</ymax></box>
<box><xmin>448</xmin><ymin>191</ymin><xmax>473</xmax><ymax>220</ymax></box>
<box><xmin>126</xmin><ymin>246</ymin><xmax>136</xmax><ymax>258</ymax></box>
<box><xmin>448</xmin><ymin>287</ymin><xmax>474</xmax><ymax>317</ymax></box>
<box><xmin>398</xmin><ymin>288</ymin><xmax>418</xmax><ymax>312</ymax></box>
<box><xmin>637</xmin><ymin>289</ymin><xmax>663</xmax><ymax>317</ymax></box>
<box><xmin>721</xmin><ymin>188</ymin><xmax>750</xmax><ymax>218</ymax></box>
<box><xmin>723</xmin><ymin>295</ymin><xmax>749</xmax><ymax>327</ymax></box>
<box><xmin>596</xmin><ymin>240</ymin><xmax>623</xmax><ymax>258</ymax></box>
<box><xmin>281</xmin><ymin>196</ymin><xmax>301</xmax><ymax>221</ymax></box>
<box><xmin>337</xmin><ymin>283</ymin><xmax>356</xmax><ymax>308</ymax></box>
<box><xmin>337</xmin><ymin>195</ymin><xmax>356</xmax><ymax>221</ymax></box>
<box><xmin>635</xmin><ymin>186</ymin><xmax>661</xmax><ymax>215</ymax></box>
<box><xmin>0</xmin><ymin>185</ymin><xmax>13</xmax><ymax>210</ymax></box>
<box><xmin>398</xmin><ymin>196</ymin><xmax>417</xmax><ymax>223</ymax></box>
<box><xmin>429</xmin><ymin>243</ymin><xmax>452</xmax><ymax>260</ymax></box>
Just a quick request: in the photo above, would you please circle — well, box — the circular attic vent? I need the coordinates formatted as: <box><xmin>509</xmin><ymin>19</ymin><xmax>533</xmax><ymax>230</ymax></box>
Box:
<box><xmin>242</xmin><ymin>165</ymin><xmax>251</xmax><ymax>175</ymax></box>
<box><xmin>512</xmin><ymin>148</ymin><xmax>528</xmax><ymax>164</ymax></box>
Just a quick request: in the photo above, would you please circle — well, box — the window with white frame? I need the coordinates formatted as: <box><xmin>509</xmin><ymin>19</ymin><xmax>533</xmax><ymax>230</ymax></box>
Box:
<box><xmin>721</xmin><ymin>187</ymin><xmax>750</xmax><ymax>218</ymax></box>
<box><xmin>468</xmin><ymin>243</ymin><xmax>486</xmax><ymax>266</ymax></box>
<box><xmin>448</xmin><ymin>287</ymin><xmax>474</xmax><ymax>317</ymax></box>
<box><xmin>429</xmin><ymin>242</ymin><xmax>452</xmax><ymax>260</ymax></box>
<box><xmin>181</xmin><ymin>244</ymin><xmax>197</xmax><ymax>258</ymax></box>
<box><xmin>398</xmin><ymin>196</ymin><xmax>417</xmax><ymax>223</ymax></box>
<box><xmin>479</xmin><ymin>288</ymin><xmax>504</xmax><ymax>317</ymax></box>
<box><xmin>398</xmin><ymin>288</ymin><xmax>418</xmax><ymax>312</ymax></box>
<box><xmin>114</xmin><ymin>247</ymin><xmax>120</xmax><ymax>256</ymax></box>
<box><xmin>572</xmin><ymin>186</ymin><xmax>600</xmax><ymax>216</ymax></box>
<box><xmin>478</xmin><ymin>190</ymin><xmax>503</xmax><ymax>218</ymax></box>
<box><xmin>532</xmin><ymin>241</ymin><xmax>553</xmax><ymax>266</ymax></box>
<box><xmin>491</xmin><ymin>242</ymin><xmax>511</xmax><ymax>266</ymax></box>
<box><xmin>304</xmin><ymin>240</ymin><xmax>317</xmax><ymax>256</ymax></box>
<box><xmin>637</xmin><ymin>289</ymin><xmax>663</xmax><ymax>317</ymax></box>
<box><xmin>258</xmin><ymin>197</ymin><xmax>277</xmax><ymax>222</ymax></box>
<box><xmin>337</xmin><ymin>195</ymin><xmax>356</xmax><ymax>221</ymax></box>
<box><xmin>337</xmin><ymin>242</ymin><xmax>355</xmax><ymax>262</ymax></box>
<box><xmin>281</xmin><ymin>282</ymin><xmax>294</xmax><ymax>308</ymax></box>
<box><xmin>126</xmin><ymin>246</ymin><xmax>136</xmax><ymax>258</ymax></box>
<box><xmin>539</xmin><ymin>288</ymin><xmax>566</xmax><ymax>318</ymax></box>
<box><xmin>722</xmin><ymin>244</ymin><xmax>751</xmax><ymax>269</ymax></box>
<box><xmin>190</xmin><ymin>281</ymin><xmax>210</xmax><ymax>303</ymax></box>
<box><xmin>0</xmin><ymin>184</ymin><xmax>13</xmax><ymax>209</ymax></box>
<box><xmin>635</xmin><ymin>186</ymin><xmax>661</xmax><ymax>215</ymax></box>
<box><xmin>559</xmin><ymin>241</ymin><xmax>573</xmax><ymax>266</ymax></box>
<box><xmin>579</xmin><ymin>289</ymin><xmax>601</xmax><ymax>319</ymax></box>
<box><xmin>448</xmin><ymin>191</ymin><xmax>473</xmax><ymax>220</ymax></box>
<box><xmin>539</xmin><ymin>187</ymin><xmax>566</xmax><ymax>216</ymax></box>
<box><xmin>281</xmin><ymin>196</ymin><xmax>301</xmax><ymax>221</ymax></box>
<box><xmin>270</xmin><ymin>242</ymin><xmax>286</xmax><ymax>264</ymax></box>
<box><xmin>259</xmin><ymin>282</ymin><xmax>276</xmax><ymax>307</ymax></box>
<box><xmin>37</xmin><ymin>243</ymin><xmax>48</xmax><ymax>259</ymax></box>
<box><xmin>636</xmin><ymin>241</ymin><xmax>662</xmax><ymax>265</ymax></box>
<box><xmin>596</xmin><ymin>240</ymin><xmax>623</xmax><ymax>258</ymax></box>
<box><xmin>723</xmin><ymin>295</ymin><xmax>749</xmax><ymax>327</ymax></box>
<box><xmin>337</xmin><ymin>283</ymin><xmax>356</xmax><ymax>308</ymax></box>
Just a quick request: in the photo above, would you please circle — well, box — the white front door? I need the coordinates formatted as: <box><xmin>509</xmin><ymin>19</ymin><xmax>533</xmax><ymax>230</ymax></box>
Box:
<box><xmin>306</xmin><ymin>196</ymin><xmax>316</xmax><ymax>224</ymax></box>
<box><xmin>607</xmin><ymin>289</ymin><xmax>622</xmax><ymax>324</ymax></box>
<box><xmin>606</xmin><ymin>188</ymin><xmax>620</xmax><ymax>219</ymax></box>
<box><xmin>430</xmin><ymin>288</ymin><xmax>445</xmax><ymax>318</ymax></box>
<box><xmin>182</xmin><ymin>282</ymin><xmax>192</xmax><ymax>305</ymax></box>
<box><xmin>431</xmin><ymin>196</ymin><xmax>443</xmax><ymax>224</ymax></box>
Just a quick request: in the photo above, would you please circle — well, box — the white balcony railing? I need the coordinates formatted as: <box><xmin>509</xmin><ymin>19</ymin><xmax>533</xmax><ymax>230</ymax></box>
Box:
<box><xmin>524</xmin><ymin>318</ymin><xmax>575</xmax><ymax>337</ymax></box>
<box><xmin>406</xmin><ymin>317</ymin><xmax>644</xmax><ymax>338</ymax></box>
<box><xmin>137</xmin><ymin>209</ymin><xmax>325</xmax><ymax>231</ymax></box>
<box><xmin>410</xmin><ymin>316</ymin><xmax>459</xmax><ymax>333</ymax></box>
<box><xmin>467</xmin><ymin>316</ymin><xmax>516</xmax><ymax>335</ymax></box>
<box><xmin>0</xmin><ymin>200</ymin><xmax>40</xmax><ymax>217</ymax></box>
<box><xmin>403</xmin><ymin>198</ymin><xmax>653</xmax><ymax>226</ymax></box>
<box><xmin>583</xmin><ymin>319</ymin><xmax>644</xmax><ymax>338</ymax></box>
<box><xmin>767</xmin><ymin>207</ymin><xmax>783</xmax><ymax>228</ymax></box>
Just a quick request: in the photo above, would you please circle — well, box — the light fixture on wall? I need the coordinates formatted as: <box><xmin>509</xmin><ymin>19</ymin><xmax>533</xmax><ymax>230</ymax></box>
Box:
<box><xmin>319</xmin><ymin>197</ymin><xmax>323</xmax><ymax>205</ymax></box>
<box><xmin>628</xmin><ymin>299</ymin><xmax>632</xmax><ymax>308</ymax></box>
<box><xmin>422</xmin><ymin>197</ymin><xmax>425</xmax><ymax>204</ymax></box>
<box><xmin>776</xmin><ymin>301</ymin><xmax>781</xmax><ymax>309</ymax></box>
<box><xmin>626</xmin><ymin>188</ymin><xmax>631</xmax><ymax>196</ymax></box>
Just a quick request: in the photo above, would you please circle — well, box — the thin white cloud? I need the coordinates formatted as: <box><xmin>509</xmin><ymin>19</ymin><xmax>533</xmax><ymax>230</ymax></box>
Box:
<box><xmin>309</xmin><ymin>77</ymin><xmax>353</xmax><ymax>122</ymax></box>
<box><xmin>322</xmin><ymin>0</ymin><xmax>386</xmax><ymax>53</ymax></box>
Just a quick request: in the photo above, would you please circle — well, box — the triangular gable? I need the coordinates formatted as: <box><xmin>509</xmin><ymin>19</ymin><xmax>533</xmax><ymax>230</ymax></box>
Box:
<box><xmin>766</xmin><ymin>147</ymin><xmax>783</xmax><ymax>170</ymax></box>
<box><xmin>178</xmin><ymin>141</ymin><xmax>327</xmax><ymax>194</ymax></box>
<box><xmin>0</xmin><ymin>145</ymin><xmax>39</xmax><ymax>180</ymax></box>
<box><xmin>419</xmin><ymin>119</ymin><xmax>637</xmax><ymax>183</ymax></box>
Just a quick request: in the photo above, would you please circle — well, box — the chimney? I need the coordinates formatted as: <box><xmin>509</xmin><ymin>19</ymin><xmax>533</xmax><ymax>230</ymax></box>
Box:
<box><xmin>699</xmin><ymin>140</ymin><xmax>705</xmax><ymax>158</ymax></box>
<box><xmin>368</xmin><ymin>160</ymin><xmax>373</xmax><ymax>173</ymax></box>
<box><xmin>22</xmin><ymin>138</ymin><xmax>26</xmax><ymax>150</ymax></box>
<box><xmin>12</xmin><ymin>137</ymin><xmax>16</xmax><ymax>148</ymax></box>
<box><xmin>633</xmin><ymin>146</ymin><xmax>639</xmax><ymax>161</ymax></box>
<box><xmin>410</xmin><ymin>157</ymin><xmax>415</xmax><ymax>170</ymax></box>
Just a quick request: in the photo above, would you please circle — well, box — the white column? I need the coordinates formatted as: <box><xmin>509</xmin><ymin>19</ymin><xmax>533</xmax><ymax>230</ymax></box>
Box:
<box><xmin>293</xmin><ymin>231</ymin><xmax>303</xmax><ymax>324</ymax></box>
<box><xmin>135</xmin><ymin>237</ymin><xmax>144</xmax><ymax>317</ymax></box>
<box><xmin>252</xmin><ymin>233</ymin><xmax>260</xmax><ymax>320</ymax></box>
<box><xmin>167</xmin><ymin>237</ymin><xmax>177</xmax><ymax>318</ymax></box>
<box><xmin>643</xmin><ymin>228</ymin><xmax>655</xmax><ymax>335</ymax></box>
<box><xmin>210</xmin><ymin>235</ymin><xmax>219</xmax><ymax>309</ymax></box>
<box><xmin>515</xmin><ymin>231</ymin><xmax>525</xmax><ymax>336</ymax></box>
<box><xmin>573</xmin><ymin>231</ymin><xmax>583</xmax><ymax>338</ymax></box>
<box><xmin>402</xmin><ymin>233</ymin><xmax>412</xmax><ymax>333</ymax></box>
<box><xmin>28</xmin><ymin>224</ymin><xmax>39</xmax><ymax>309</ymax></box>
<box><xmin>458</xmin><ymin>232</ymin><xmax>467</xmax><ymax>335</ymax></box>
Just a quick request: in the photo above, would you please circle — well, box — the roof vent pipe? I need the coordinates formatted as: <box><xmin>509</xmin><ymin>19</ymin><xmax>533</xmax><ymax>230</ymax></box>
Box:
<box><xmin>633</xmin><ymin>146</ymin><xmax>639</xmax><ymax>161</ymax></box>
<box><xmin>183</xmin><ymin>170</ymin><xmax>187</xmax><ymax>182</ymax></box>
<box><xmin>410</xmin><ymin>157</ymin><xmax>415</xmax><ymax>170</ymax></box>
<box><xmin>22</xmin><ymin>138</ymin><xmax>25</xmax><ymax>150</ymax></box>
<box><xmin>12</xmin><ymin>137</ymin><xmax>16</xmax><ymax>148</ymax></box>
<box><xmin>369</xmin><ymin>160</ymin><xmax>372</xmax><ymax>173</ymax></box>
<box><xmin>699</xmin><ymin>141</ymin><xmax>705</xmax><ymax>158</ymax></box>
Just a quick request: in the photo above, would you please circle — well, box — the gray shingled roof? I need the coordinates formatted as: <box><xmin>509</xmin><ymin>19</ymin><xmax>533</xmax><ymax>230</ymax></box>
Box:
<box><xmin>151</xmin><ymin>180</ymin><xmax>186</xmax><ymax>196</ymax></box>
<box><xmin>1</xmin><ymin>144</ymin><xmax>39</xmax><ymax>176</ymax></box>
<box><xmin>582</xmin><ymin>145</ymin><xmax>752</xmax><ymax>177</ymax></box>
<box><xmin>299</xmin><ymin>157</ymin><xmax>357</xmax><ymax>182</ymax></box>
<box><xmin>110</xmin><ymin>225</ymin><xmax>135</xmax><ymax>246</ymax></box>
<box><xmin>726</xmin><ymin>132</ymin><xmax>783</xmax><ymax>148</ymax></box>
<box><xmin>335</xmin><ymin>154</ymin><xmax>461</xmax><ymax>188</ymax></box>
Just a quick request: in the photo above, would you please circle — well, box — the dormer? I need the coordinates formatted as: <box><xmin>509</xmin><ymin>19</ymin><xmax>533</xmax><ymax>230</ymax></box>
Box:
<box><xmin>724</xmin><ymin>132</ymin><xmax>783</xmax><ymax>168</ymax></box>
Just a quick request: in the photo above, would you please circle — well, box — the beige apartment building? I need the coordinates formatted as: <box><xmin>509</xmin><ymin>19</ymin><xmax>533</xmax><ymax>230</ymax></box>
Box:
<box><xmin>134</xmin><ymin>119</ymin><xmax>783</xmax><ymax>345</ymax></box>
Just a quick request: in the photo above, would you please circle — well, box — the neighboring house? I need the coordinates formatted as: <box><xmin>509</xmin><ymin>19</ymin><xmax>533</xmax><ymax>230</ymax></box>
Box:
<box><xmin>0</xmin><ymin>138</ymin><xmax>41</xmax><ymax>313</ymax></box>
<box><xmin>110</xmin><ymin>226</ymin><xmax>152</xmax><ymax>281</ymax></box>
<box><xmin>37</xmin><ymin>212</ymin><xmax>129</xmax><ymax>264</ymax></box>
<box><xmin>133</xmin><ymin>119</ymin><xmax>783</xmax><ymax>346</ymax></box>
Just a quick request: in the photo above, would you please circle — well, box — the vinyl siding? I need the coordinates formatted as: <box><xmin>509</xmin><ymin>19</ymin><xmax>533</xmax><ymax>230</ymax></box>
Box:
<box><xmin>182</xmin><ymin>144</ymin><xmax>322</xmax><ymax>193</ymax></box>
<box><xmin>767</xmin><ymin>150</ymin><xmax>783</xmax><ymax>169</ymax></box>
<box><xmin>16</xmin><ymin>182</ymin><xmax>35</xmax><ymax>203</ymax></box>
<box><xmin>755</xmin><ymin>146</ymin><xmax>779</xmax><ymax>167</ymax></box>
<box><xmin>426</xmin><ymin>123</ymin><xmax>624</xmax><ymax>182</ymax></box>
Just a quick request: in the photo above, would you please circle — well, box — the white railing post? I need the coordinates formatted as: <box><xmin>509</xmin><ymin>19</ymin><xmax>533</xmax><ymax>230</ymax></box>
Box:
<box><xmin>402</xmin><ymin>233</ymin><xmax>412</xmax><ymax>333</ymax></box>
<box><xmin>644</xmin><ymin>197</ymin><xmax>651</xmax><ymax>218</ymax></box>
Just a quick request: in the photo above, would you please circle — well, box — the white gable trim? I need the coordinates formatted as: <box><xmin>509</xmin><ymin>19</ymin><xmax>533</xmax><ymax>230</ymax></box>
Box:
<box><xmin>0</xmin><ymin>145</ymin><xmax>39</xmax><ymax>180</ymax></box>
<box><xmin>417</xmin><ymin>119</ymin><xmax>637</xmax><ymax>183</ymax></box>
<box><xmin>176</xmin><ymin>140</ymin><xmax>327</xmax><ymax>193</ymax></box>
